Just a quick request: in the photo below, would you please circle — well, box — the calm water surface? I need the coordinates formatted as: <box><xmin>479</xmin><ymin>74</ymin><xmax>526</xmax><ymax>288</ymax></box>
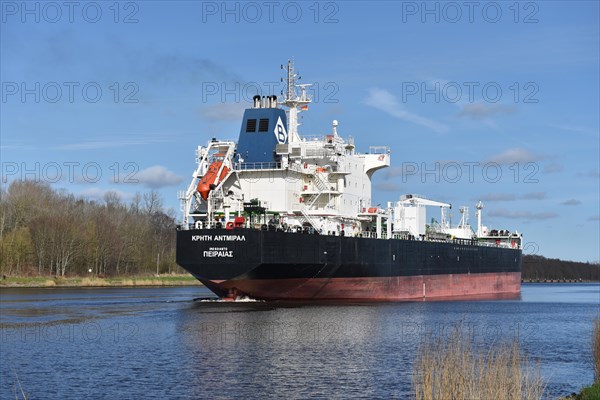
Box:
<box><xmin>1</xmin><ymin>283</ymin><xmax>598</xmax><ymax>399</ymax></box>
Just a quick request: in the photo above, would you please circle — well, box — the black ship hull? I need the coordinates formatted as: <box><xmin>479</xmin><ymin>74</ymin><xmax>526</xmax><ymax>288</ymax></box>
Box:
<box><xmin>176</xmin><ymin>228</ymin><xmax>522</xmax><ymax>301</ymax></box>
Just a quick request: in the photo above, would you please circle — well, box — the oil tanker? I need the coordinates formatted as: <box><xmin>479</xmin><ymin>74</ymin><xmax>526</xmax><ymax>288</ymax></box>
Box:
<box><xmin>176</xmin><ymin>61</ymin><xmax>522</xmax><ymax>301</ymax></box>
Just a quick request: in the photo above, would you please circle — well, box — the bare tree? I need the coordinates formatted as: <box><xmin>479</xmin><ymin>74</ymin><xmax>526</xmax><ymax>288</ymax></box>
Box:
<box><xmin>143</xmin><ymin>190</ymin><xmax>163</xmax><ymax>215</ymax></box>
<box><xmin>1</xmin><ymin>181</ymin><xmax>181</xmax><ymax>277</ymax></box>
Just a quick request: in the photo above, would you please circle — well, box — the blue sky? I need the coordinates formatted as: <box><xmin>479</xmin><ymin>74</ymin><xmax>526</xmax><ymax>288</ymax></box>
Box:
<box><xmin>1</xmin><ymin>1</ymin><xmax>598</xmax><ymax>262</ymax></box>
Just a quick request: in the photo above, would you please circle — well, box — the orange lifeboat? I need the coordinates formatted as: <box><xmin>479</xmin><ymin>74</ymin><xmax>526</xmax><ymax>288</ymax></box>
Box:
<box><xmin>197</xmin><ymin>161</ymin><xmax>229</xmax><ymax>200</ymax></box>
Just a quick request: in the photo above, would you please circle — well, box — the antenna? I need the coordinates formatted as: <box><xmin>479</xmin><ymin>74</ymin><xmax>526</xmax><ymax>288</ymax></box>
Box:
<box><xmin>281</xmin><ymin>59</ymin><xmax>312</xmax><ymax>143</ymax></box>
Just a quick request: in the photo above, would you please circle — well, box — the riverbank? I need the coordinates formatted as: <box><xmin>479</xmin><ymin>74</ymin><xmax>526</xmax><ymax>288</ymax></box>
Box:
<box><xmin>0</xmin><ymin>274</ymin><xmax>202</xmax><ymax>288</ymax></box>
<box><xmin>560</xmin><ymin>381</ymin><xmax>600</xmax><ymax>400</ymax></box>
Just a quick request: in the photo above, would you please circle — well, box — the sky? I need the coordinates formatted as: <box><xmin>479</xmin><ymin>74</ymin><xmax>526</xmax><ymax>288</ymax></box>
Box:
<box><xmin>1</xmin><ymin>0</ymin><xmax>598</xmax><ymax>262</ymax></box>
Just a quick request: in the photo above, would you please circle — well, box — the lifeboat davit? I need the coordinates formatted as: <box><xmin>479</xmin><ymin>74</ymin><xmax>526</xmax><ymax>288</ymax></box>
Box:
<box><xmin>197</xmin><ymin>161</ymin><xmax>229</xmax><ymax>200</ymax></box>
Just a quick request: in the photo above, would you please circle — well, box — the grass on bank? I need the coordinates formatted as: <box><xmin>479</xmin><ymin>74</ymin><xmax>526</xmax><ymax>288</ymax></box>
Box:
<box><xmin>573</xmin><ymin>381</ymin><xmax>600</xmax><ymax>400</ymax></box>
<box><xmin>413</xmin><ymin>328</ymin><xmax>544</xmax><ymax>400</ymax></box>
<box><xmin>0</xmin><ymin>274</ymin><xmax>202</xmax><ymax>287</ymax></box>
<box><xmin>594</xmin><ymin>317</ymin><xmax>600</xmax><ymax>381</ymax></box>
<box><xmin>562</xmin><ymin>381</ymin><xmax>600</xmax><ymax>400</ymax></box>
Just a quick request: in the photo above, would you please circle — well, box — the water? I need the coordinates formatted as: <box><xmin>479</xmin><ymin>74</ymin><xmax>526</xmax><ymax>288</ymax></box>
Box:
<box><xmin>1</xmin><ymin>284</ymin><xmax>598</xmax><ymax>399</ymax></box>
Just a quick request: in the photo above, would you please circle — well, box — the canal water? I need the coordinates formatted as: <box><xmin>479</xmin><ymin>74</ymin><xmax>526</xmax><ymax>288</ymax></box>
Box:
<box><xmin>1</xmin><ymin>284</ymin><xmax>598</xmax><ymax>399</ymax></box>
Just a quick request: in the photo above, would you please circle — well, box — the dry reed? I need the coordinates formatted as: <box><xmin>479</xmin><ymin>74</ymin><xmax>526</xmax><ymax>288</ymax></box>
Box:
<box><xmin>79</xmin><ymin>277</ymin><xmax>107</xmax><ymax>287</ymax></box>
<box><xmin>413</xmin><ymin>328</ymin><xmax>544</xmax><ymax>400</ymax></box>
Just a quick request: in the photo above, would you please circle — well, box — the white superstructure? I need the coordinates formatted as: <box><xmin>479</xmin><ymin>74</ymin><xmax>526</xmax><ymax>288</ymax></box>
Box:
<box><xmin>178</xmin><ymin>60</ymin><xmax>522</xmax><ymax>249</ymax></box>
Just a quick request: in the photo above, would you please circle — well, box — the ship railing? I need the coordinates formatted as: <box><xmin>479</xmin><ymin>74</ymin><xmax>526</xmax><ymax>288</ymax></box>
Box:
<box><xmin>450</xmin><ymin>238</ymin><xmax>476</xmax><ymax>246</ymax></box>
<box><xmin>475</xmin><ymin>241</ymin><xmax>498</xmax><ymax>247</ymax></box>
<box><xmin>300</xmin><ymin>134</ymin><xmax>355</xmax><ymax>147</ymax></box>
<box><xmin>300</xmin><ymin>135</ymin><xmax>327</xmax><ymax>142</ymax></box>
<box><xmin>304</xmin><ymin>149</ymin><xmax>334</xmax><ymax>158</ymax></box>
<box><xmin>236</xmin><ymin>162</ymin><xmax>282</xmax><ymax>170</ymax></box>
<box><xmin>176</xmin><ymin>223</ymin><xmax>522</xmax><ymax>249</ymax></box>
<box><xmin>369</xmin><ymin>146</ymin><xmax>389</xmax><ymax>154</ymax></box>
<box><xmin>288</xmin><ymin>162</ymin><xmax>348</xmax><ymax>175</ymax></box>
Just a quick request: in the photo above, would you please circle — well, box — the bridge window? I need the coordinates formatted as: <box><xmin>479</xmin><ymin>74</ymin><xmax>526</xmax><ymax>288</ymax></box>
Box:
<box><xmin>259</xmin><ymin>118</ymin><xmax>269</xmax><ymax>132</ymax></box>
<box><xmin>246</xmin><ymin>119</ymin><xmax>257</xmax><ymax>132</ymax></box>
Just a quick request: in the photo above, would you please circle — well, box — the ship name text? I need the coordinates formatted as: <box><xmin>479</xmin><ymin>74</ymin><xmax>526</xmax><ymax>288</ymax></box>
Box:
<box><xmin>192</xmin><ymin>234</ymin><xmax>246</xmax><ymax>242</ymax></box>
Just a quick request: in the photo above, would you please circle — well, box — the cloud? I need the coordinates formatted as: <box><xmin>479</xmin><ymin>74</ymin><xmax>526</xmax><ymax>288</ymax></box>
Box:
<box><xmin>589</xmin><ymin>215</ymin><xmax>600</xmax><ymax>221</ymax></box>
<box><xmin>457</xmin><ymin>103</ymin><xmax>517</xmax><ymax>119</ymax></box>
<box><xmin>477</xmin><ymin>193</ymin><xmax>517</xmax><ymax>202</ymax></box>
<box><xmin>476</xmin><ymin>192</ymin><xmax>546</xmax><ymax>202</ymax></box>
<box><xmin>364</xmin><ymin>88</ymin><xmax>448</xmax><ymax>134</ymax></box>
<box><xmin>134</xmin><ymin>166</ymin><xmax>184</xmax><ymax>188</ymax></box>
<box><xmin>489</xmin><ymin>209</ymin><xmax>558</xmax><ymax>221</ymax></box>
<box><xmin>521</xmin><ymin>192</ymin><xmax>547</xmax><ymax>200</ymax></box>
<box><xmin>0</xmin><ymin>139</ymin><xmax>36</xmax><ymax>150</ymax></box>
<box><xmin>383</xmin><ymin>167</ymin><xmax>404</xmax><ymax>179</ymax></box>
<box><xmin>560</xmin><ymin>199</ymin><xmax>581</xmax><ymax>206</ymax></box>
<box><xmin>577</xmin><ymin>169</ymin><xmax>600</xmax><ymax>178</ymax></box>
<box><xmin>486</xmin><ymin>148</ymin><xmax>544</xmax><ymax>165</ymax></box>
<box><xmin>374</xmin><ymin>182</ymin><xmax>402</xmax><ymax>192</ymax></box>
<box><xmin>542</xmin><ymin>163</ymin><xmax>563</xmax><ymax>174</ymax></box>
<box><xmin>547</xmin><ymin>124</ymin><xmax>599</xmax><ymax>137</ymax></box>
<box><xmin>199</xmin><ymin>103</ymin><xmax>247</xmax><ymax>122</ymax></box>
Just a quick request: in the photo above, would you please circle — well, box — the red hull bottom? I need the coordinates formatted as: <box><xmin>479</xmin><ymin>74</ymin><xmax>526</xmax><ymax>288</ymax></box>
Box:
<box><xmin>202</xmin><ymin>272</ymin><xmax>521</xmax><ymax>301</ymax></box>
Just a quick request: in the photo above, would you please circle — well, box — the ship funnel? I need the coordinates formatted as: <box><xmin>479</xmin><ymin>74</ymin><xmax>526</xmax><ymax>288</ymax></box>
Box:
<box><xmin>253</xmin><ymin>95</ymin><xmax>261</xmax><ymax>108</ymax></box>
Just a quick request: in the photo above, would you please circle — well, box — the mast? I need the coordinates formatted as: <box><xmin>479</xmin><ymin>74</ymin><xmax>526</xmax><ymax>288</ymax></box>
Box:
<box><xmin>476</xmin><ymin>201</ymin><xmax>483</xmax><ymax>236</ymax></box>
<box><xmin>281</xmin><ymin>59</ymin><xmax>311</xmax><ymax>143</ymax></box>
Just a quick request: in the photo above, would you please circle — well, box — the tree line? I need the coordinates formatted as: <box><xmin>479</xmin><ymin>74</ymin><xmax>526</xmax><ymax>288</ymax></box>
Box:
<box><xmin>522</xmin><ymin>255</ymin><xmax>599</xmax><ymax>281</ymax></box>
<box><xmin>0</xmin><ymin>180</ymin><xmax>180</xmax><ymax>277</ymax></box>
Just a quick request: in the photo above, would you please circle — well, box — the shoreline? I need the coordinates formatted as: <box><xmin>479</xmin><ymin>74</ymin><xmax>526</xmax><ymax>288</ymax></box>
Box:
<box><xmin>0</xmin><ymin>275</ymin><xmax>203</xmax><ymax>288</ymax></box>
